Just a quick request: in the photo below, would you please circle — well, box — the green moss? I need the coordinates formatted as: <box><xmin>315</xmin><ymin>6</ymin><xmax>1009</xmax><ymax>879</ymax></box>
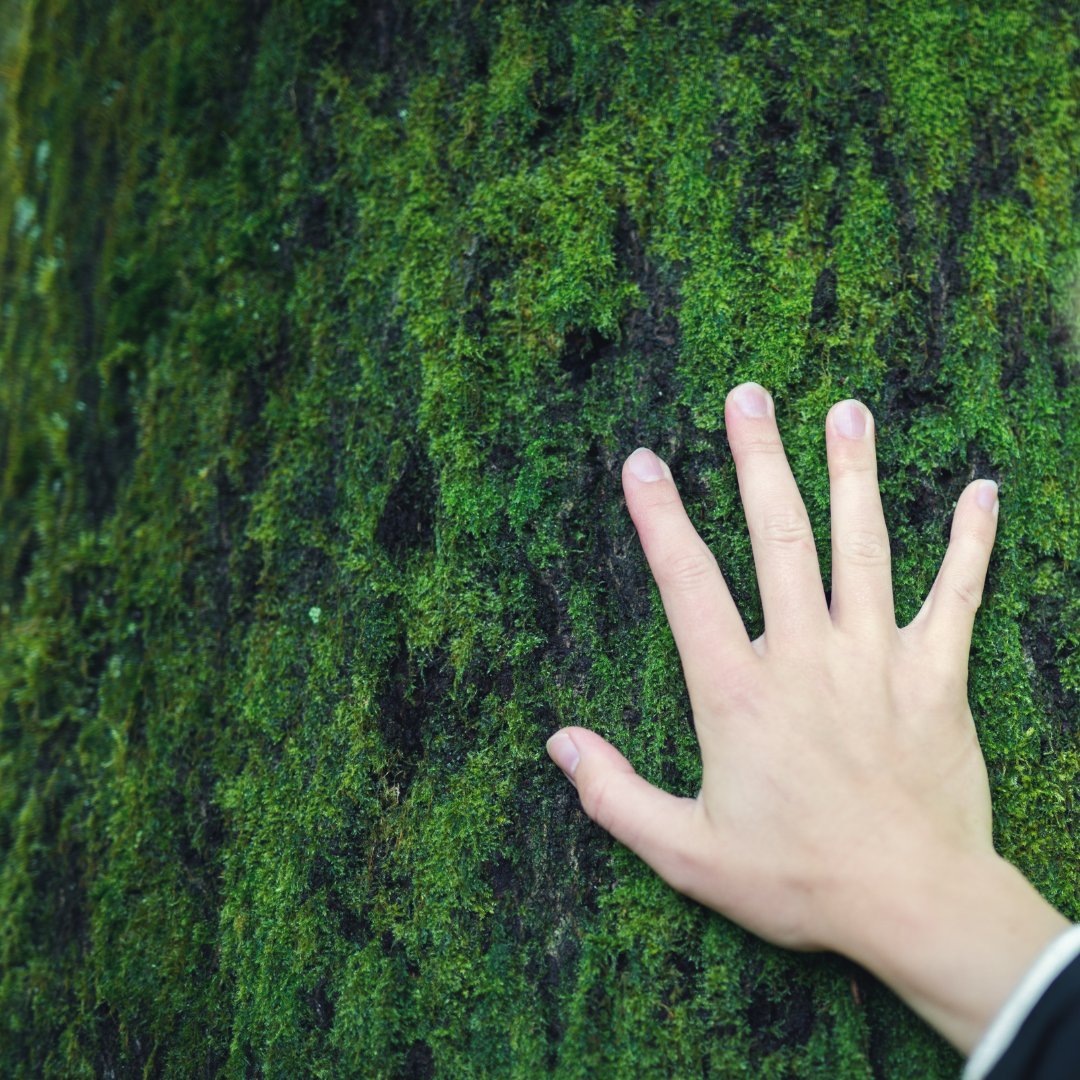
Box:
<box><xmin>2</xmin><ymin>0</ymin><xmax>1079</xmax><ymax>1076</ymax></box>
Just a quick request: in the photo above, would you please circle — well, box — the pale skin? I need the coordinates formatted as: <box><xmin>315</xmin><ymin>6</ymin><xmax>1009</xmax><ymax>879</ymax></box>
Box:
<box><xmin>546</xmin><ymin>381</ymin><xmax>1071</xmax><ymax>1056</ymax></box>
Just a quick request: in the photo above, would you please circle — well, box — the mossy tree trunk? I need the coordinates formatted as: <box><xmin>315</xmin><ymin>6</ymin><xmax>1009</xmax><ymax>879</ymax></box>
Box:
<box><xmin>2</xmin><ymin>2</ymin><xmax>1079</xmax><ymax>1076</ymax></box>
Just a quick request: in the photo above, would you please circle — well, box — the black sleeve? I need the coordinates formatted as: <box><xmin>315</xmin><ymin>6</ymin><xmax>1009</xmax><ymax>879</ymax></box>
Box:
<box><xmin>985</xmin><ymin>951</ymin><xmax>1080</xmax><ymax>1079</ymax></box>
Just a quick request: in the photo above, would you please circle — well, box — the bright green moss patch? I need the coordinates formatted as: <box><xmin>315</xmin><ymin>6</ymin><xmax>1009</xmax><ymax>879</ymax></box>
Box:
<box><xmin>2</xmin><ymin>1</ymin><xmax>1079</xmax><ymax>1076</ymax></box>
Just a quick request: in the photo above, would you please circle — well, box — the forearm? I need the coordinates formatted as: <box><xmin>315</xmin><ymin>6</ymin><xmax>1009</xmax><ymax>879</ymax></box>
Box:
<box><xmin>826</xmin><ymin>844</ymin><xmax>1072</xmax><ymax>1055</ymax></box>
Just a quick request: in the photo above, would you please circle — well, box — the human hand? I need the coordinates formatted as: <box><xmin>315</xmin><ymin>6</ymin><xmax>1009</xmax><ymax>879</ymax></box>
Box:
<box><xmin>546</xmin><ymin>382</ymin><xmax>1069</xmax><ymax>1053</ymax></box>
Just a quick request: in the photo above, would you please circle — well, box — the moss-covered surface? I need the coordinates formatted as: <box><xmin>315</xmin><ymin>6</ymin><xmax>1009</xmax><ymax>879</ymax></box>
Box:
<box><xmin>2</xmin><ymin>1</ymin><xmax>1079</xmax><ymax>1076</ymax></box>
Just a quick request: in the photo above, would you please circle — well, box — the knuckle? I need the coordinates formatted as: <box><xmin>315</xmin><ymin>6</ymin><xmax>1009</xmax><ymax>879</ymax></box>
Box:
<box><xmin>829</xmin><ymin>452</ymin><xmax>877</xmax><ymax>477</ymax></box>
<box><xmin>664</xmin><ymin>833</ymin><xmax>709</xmax><ymax>897</ymax></box>
<box><xmin>579</xmin><ymin>773</ymin><xmax>617</xmax><ymax>833</ymax></box>
<box><xmin>837</xmin><ymin>528</ymin><xmax>891</xmax><ymax>566</ymax></box>
<box><xmin>760</xmin><ymin>509</ymin><xmax>815</xmax><ymax>550</ymax></box>
<box><xmin>646</xmin><ymin>488</ymin><xmax>686</xmax><ymax>517</ymax></box>
<box><xmin>694</xmin><ymin>653</ymin><xmax>762</xmax><ymax>715</ymax></box>
<box><xmin>655</xmin><ymin>544</ymin><xmax>716</xmax><ymax>592</ymax></box>
<box><xmin>731</xmin><ymin>433</ymin><xmax>785</xmax><ymax>464</ymax></box>
<box><xmin>900</xmin><ymin>633</ymin><xmax>968</xmax><ymax>697</ymax></box>
<box><xmin>947</xmin><ymin>576</ymin><xmax>983</xmax><ymax>610</ymax></box>
<box><xmin>709</xmin><ymin>660</ymin><xmax>760</xmax><ymax>715</ymax></box>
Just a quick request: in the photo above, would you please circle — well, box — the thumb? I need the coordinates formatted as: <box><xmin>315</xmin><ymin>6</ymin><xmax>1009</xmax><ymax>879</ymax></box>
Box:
<box><xmin>546</xmin><ymin>726</ymin><xmax>705</xmax><ymax>894</ymax></box>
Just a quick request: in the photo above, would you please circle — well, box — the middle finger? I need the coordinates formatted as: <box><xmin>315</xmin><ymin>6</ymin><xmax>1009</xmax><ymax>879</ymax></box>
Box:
<box><xmin>725</xmin><ymin>383</ymin><xmax>831</xmax><ymax>646</ymax></box>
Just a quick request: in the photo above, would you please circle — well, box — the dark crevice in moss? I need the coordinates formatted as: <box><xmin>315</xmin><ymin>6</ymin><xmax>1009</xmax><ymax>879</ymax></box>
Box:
<box><xmin>743</xmin><ymin>955</ymin><xmax>817</xmax><ymax>1061</ymax></box>
<box><xmin>810</xmin><ymin>264</ymin><xmax>838</xmax><ymax>329</ymax></box>
<box><xmin>1022</xmin><ymin>599</ymin><xmax>1080</xmax><ymax>739</ymax></box>
<box><xmin>307</xmin><ymin>975</ymin><xmax>335</xmax><ymax>1033</ymax></box>
<box><xmin>558</xmin><ymin>326</ymin><xmax>617</xmax><ymax>387</ymax></box>
<box><xmin>374</xmin><ymin>445</ymin><xmax>437</xmax><ymax>558</ymax></box>
<box><xmin>375</xmin><ymin>637</ymin><xmax>452</xmax><ymax>791</ymax></box>
<box><xmin>972</xmin><ymin>122</ymin><xmax>1022</xmax><ymax>203</ymax></box>
<box><xmin>397</xmin><ymin>1040</ymin><xmax>434</xmax><ymax>1080</ymax></box>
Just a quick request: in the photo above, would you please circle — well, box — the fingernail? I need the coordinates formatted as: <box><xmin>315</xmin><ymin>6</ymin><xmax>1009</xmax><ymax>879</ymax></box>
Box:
<box><xmin>976</xmin><ymin>480</ymin><xmax>998</xmax><ymax>513</ymax></box>
<box><xmin>546</xmin><ymin>731</ymin><xmax>580</xmax><ymax>778</ymax></box>
<box><xmin>834</xmin><ymin>400</ymin><xmax>868</xmax><ymax>439</ymax></box>
<box><xmin>733</xmin><ymin>382</ymin><xmax>771</xmax><ymax>417</ymax></box>
<box><xmin>627</xmin><ymin>447</ymin><xmax>667</xmax><ymax>482</ymax></box>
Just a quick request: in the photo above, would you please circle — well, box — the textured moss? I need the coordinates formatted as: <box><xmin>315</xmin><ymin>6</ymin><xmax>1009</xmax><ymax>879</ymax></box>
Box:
<box><xmin>1</xmin><ymin>1</ymin><xmax>1078</xmax><ymax>1076</ymax></box>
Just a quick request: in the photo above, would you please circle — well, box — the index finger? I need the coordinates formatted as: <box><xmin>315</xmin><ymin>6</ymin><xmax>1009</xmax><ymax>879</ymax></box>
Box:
<box><xmin>623</xmin><ymin>448</ymin><xmax>756</xmax><ymax>708</ymax></box>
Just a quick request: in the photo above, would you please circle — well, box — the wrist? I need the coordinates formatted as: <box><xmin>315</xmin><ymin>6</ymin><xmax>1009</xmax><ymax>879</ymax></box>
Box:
<box><xmin>820</xmin><ymin>841</ymin><xmax>1071</xmax><ymax>1054</ymax></box>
